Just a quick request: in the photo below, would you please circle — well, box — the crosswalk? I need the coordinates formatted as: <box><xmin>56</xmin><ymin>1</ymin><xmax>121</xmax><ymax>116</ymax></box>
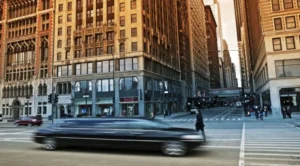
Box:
<box><xmin>241</xmin><ymin>123</ymin><xmax>300</xmax><ymax>166</ymax></box>
<box><xmin>162</xmin><ymin>117</ymin><xmax>244</xmax><ymax>123</ymax></box>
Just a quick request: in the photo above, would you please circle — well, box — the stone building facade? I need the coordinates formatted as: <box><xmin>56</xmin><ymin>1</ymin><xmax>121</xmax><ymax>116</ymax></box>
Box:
<box><xmin>52</xmin><ymin>0</ymin><xmax>181</xmax><ymax>118</ymax></box>
<box><xmin>0</xmin><ymin>0</ymin><xmax>54</xmax><ymax>120</ymax></box>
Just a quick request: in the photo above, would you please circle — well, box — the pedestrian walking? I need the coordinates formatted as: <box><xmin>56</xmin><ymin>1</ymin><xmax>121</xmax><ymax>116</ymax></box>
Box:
<box><xmin>286</xmin><ymin>106</ymin><xmax>292</xmax><ymax>118</ymax></box>
<box><xmin>195</xmin><ymin>108</ymin><xmax>206</xmax><ymax>141</ymax></box>
<box><xmin>281</xmin><ymin>107</ymin><xmax>286</xmax><ymax>119</ymax></box>
<box><xmin>259</xmin><ymin>107</ymin><xmax>264</xmax><ymax>120</ymax></box>
<box><xmin>264</xmin><ymin>106</ymin><xmax>268</xmax><ymax>117</ymax></box>
<box><xmin>254</xmin><ymin>105</ymin><xmax>259</xmax><ymax>119</ymax></box>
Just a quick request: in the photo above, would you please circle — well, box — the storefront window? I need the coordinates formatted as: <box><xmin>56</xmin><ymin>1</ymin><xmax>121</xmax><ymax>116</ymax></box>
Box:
<box><xmin>119</xmin><ymin>77</ymin><xmax>138</xmax><ymax>90</ymax></box>
<box><xmin>75</xmin><ymin>82</ymin><xmax>80</xmax><ymax>92</ymax></box>
<box><xmin>121</xmin><ymin>104</ymin><xmax>139</xmax><ymax>116</ymax></box>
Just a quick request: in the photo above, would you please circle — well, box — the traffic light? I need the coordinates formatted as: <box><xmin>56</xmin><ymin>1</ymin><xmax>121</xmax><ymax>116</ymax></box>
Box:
<box><xmin>48</xmin><ymin>93</ymin><xmax>52</xmax><ymax>103</ymax></box>
<box><xmin>54</xmin><ymin>94</ymin><xmax>58</xmax><ymax>103</ymax></box>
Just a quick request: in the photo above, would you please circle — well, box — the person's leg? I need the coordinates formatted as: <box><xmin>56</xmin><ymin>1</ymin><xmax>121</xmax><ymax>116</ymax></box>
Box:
<box><xmin>201</xmin><ymin>129</ymin><xmax>206</xmax><ymax>141</ymax></box>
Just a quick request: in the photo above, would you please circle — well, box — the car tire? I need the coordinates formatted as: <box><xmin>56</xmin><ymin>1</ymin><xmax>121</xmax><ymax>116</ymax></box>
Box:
<box><xmin>43</xmin><ymin>137</ymin><xmax>58</xmax><ymax>150</ymax></box>
<box><xmin>162</xmin><ymin>142</ymin><xmax>187</xmax><ymax>157</ymax></box>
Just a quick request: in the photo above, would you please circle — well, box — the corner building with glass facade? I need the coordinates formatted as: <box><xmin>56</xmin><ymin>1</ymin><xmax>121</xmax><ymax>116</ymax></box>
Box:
<box><xmin>53</xmin><ymin>0</ymin><xmax>181</xmax><ymax>118</ymax></box>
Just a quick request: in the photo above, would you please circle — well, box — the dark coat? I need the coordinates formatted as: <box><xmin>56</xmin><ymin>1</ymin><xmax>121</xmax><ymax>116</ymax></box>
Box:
<box><xmin>195</xmin><ymin>112</ymin><xmax>205</xmax><ymax>130</ymax></box>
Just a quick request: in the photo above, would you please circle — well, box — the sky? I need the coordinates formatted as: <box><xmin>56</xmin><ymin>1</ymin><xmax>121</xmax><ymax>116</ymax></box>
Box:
<box><xmin>219</xmin><ymin>0</ymin><xmax>241</xmax><ymax>87</ymax></box>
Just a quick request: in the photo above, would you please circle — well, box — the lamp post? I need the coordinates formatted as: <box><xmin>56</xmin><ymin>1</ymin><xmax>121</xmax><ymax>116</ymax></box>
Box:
<box><xmin>112</xmin><ymin>54</ymin><xmax>115</xmax><ymax>116</ymax></box>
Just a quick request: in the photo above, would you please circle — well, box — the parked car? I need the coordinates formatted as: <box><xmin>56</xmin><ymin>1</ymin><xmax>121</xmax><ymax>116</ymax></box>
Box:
<box><xmin>0</xmin><ymin>114</ymin><xmax>2</xmax><ymax>122</ymax></box>
<box><xmin>33</xmin><ymin>118</ymin><xmax>205</xmax><ymax>156</ymax></box>
<box><xmin>14</xmin><ymin>116</ymin><xmax>43</xmax><ymax>126</ymax></box>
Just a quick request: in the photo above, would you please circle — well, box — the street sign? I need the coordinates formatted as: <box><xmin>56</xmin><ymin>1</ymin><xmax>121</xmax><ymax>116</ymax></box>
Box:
<box><xmin>83</xmin><ymin>95</ymin><xmax>89</xmax><ymax>98</ymax></box>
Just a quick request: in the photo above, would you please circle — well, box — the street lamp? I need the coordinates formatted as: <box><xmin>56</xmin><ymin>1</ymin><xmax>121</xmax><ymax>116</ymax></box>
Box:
<box><xmin>112</xmin><ymin>54</ymin><xmax>115</xmax><ymax>116</ymax></box>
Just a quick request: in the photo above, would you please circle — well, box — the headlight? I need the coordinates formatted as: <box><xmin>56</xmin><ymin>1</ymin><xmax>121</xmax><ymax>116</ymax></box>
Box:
<box><xmin>32</xmin><ymin>119</ymin><xmax>37</xmax><ymax>122</ymax></box>
<box><xmin>181</xmin><ymin>135</ymin><xmax>203</xmax><ymax>140</ymax></box>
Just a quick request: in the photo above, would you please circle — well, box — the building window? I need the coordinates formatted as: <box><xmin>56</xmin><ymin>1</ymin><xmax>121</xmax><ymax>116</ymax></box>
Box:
<box><xmin>298</xmin><ymin>0</ymin><xmax>300</xmax><ymax>7</ymax></box>
<box><xmin>119</xmin><ymin>58</ymin><xmax>138</xmax><ymax>71</ymax></box>
<box><xmin>96</xmin><ymin>47</ymin><xmax>102</xmax><ymax>55</ymax></box>
<box><xmin>120</xmin><ymin>43</ymin><xmax>125</xmax><ymax>52</ymax></box>
<box><xmin>76</xmin><ymin>64</ymin><xmax>81</xmax><ymax>75</ymax></box>
<box><xmin>120</xmin><ymin>3</ymin><xmax>125</xmax><ymax>11</ymax></box>
<box><xmin>272</xmin><ymin>0</ymin><xmax>280</xmax><ymax>11</ymax></box>
<box><xmin>120</xmin><ymin>16</ymin><xmax>125</xmax><ymax>26</ymax></box>
<box><xmin>107</xmin><ymin>45</ymin><xmax>114</xmax><ymax>54</ymax></box>
<box><xmin>58</xmin><ymin>16</ymin><xmax>62</xmax><ymax>24</ymax></box>
<box><xmin>57</xmin><ymin>52</ymin><xmax>62</xmax><ymax>61</ymax></box>
<box><xmin>131</xmin><ymin>28</ymin><xmax>137</xmax><ymax>37</ymax></box>
<box><xmin>68</xmin><ymin>2</ymin><xmax>72</xmax><ymax>10</ymax></box>
<box><xmin>107</xmin><ymin>32</ymin><xmax>114</xmax><ymax>40</ymax></box>
<box><xmin>57</xmin><ymin>66</ymin><xmax>62</xmax><ymax>77</ymax></box>
<box><xmin>133</xmin><ymin>58</ymin><xmax>138</xmax><ymax>70</ymax></box>
<box><xmin>97</xmin><ymin>61</ymin><xmax>102</xmax><ymax>73</ymax></box>
<box><xmin>131</xmin><ymin>14</ymin><xmax>137</xmax><ymax>23</ymax></box>
<box><xmin>57</xmin><ymin>40</ymin><xmax>62</xmax><ymax>48</ymax></box>
<box><xmin>86</xmin><ymin>48</ymin><xmax>93</xmax><ymax>57</ymax></box>
<box><xmin>120</xmin><ymin>30</ymin><xmax>125</xmax><ymax>38</ymax></box>
<box><xmin>131</xmin><ymin>42</ymin><xmax>137</xmax><ymax>51</ymax></box>
<box><xmin>286</xmin><ymin>16</ymin><xmax>296</xmax><ymax>29</ymax></box>
<box><xmin>67</xmin><ymin>14</ymin><xmax>72</xmax><ymax>22</ymax></box>
<box><xmin>58</xmin><ymin>28</ymin><xmax>62</xmax><ymax>35</ymax></box>
<box><xmin>131</xmin><ymin>0</ymin><xmax>136</xmax><ymax>9</ymax></box>
<box><xmin>75</xmin><ymin>82</ymin><xmax>80</xmax><ymax>92</ymax></box>
<box><xmin>272</xmin><ymin>38</ymin><xmax>282</xmax><ymax>51</ymax></box>
<box><xmin>286</xmin><ymin>36</ymin><xmax>295</xmax><ymax>50</ymax></box>
<box><xmin>67</xmin><ymin>38</ymin><xmax>71</xmax><ymax>47</ymax></box>
<box><xmin>276</xmin><ymin>59</ymin><xmax>300</xmax><ymax>77</ymax></box>
<box><xmin>88</xmin><ymin>63</ymin><xmax>93</xmax><ymax>74</ymax></box>
<box><xmin>107</xmin><ymin>6</ymin><xmax>114</xmax><ymax>14</ymax></box>
<box><xmin>283</xmin><ymin>0</ymin><xmax>293</xmax><ymax>9</ymax></box>
<box><xmin>97</xmin><ymin>79</ymin><xmax>114</xmax><ymax>92</ymax></box>
<box><xmin>75</xmin><ymin>50</ymin><xmax>82</xmax><ymax>58</ymax></box>
<box><xmin>274</xmin><ymin>18</ymin><xmax>282</xmax><ymax>30</ymax></box>
<box><xmin>59</xmin><ymin>4</ymin><xmax>63</xmax><ymax>11</ymax></box>
<box><xmin>67</xmin><ymin>26</ymin><xmax>72</xmax><ymax>36</ymax></box>
<box><xmin>119</xmin><ymin>77</ymin><xmax>138</xmax><ymax>90</ymax></box>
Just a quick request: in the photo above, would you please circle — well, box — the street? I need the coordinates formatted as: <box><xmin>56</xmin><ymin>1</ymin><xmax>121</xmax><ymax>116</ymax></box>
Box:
<box><xmin>0</xmin><ymin>107</ymin><xmax>300</xmax><ymax>166</ymax></box>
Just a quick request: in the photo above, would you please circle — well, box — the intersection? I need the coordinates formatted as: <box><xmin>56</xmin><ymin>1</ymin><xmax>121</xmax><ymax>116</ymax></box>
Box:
<box><xmin>0</xmin><ymin>107</ymin><xmax>300</xmax><ymax>166</ymax></box>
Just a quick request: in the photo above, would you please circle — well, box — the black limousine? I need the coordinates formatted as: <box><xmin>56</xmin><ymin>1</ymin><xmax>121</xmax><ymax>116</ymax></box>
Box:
<box><xmin>33</xmin><ymin>118</ymin><xmax>205</xmax><ymax>156</ymax></box>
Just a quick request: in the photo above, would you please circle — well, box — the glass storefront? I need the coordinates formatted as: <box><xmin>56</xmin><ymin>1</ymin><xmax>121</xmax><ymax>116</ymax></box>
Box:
<box><xmin>280</xmin><ymin>87</ymin><xmax>300</xmax><ymax>112</ymax></box>
<box><xmin>121</xmin><ymin>103</ymin><xmax>139</xmax><ymax>117</ymax></box>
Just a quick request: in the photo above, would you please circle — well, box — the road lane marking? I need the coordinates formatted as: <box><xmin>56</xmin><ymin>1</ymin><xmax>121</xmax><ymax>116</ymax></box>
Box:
<box><xmin>239</xmin><ymin>123</ymin><xmax>245</xmax><ymax>166</ymax></box>
<box><xmin>246</xmin><ymin>153</ymin><xmax>300</xmax><ymax>157</ymax></box>
<box><xmin>201</xmin><ymin>145</ymin><xmax>240</xmax><ymax>149</ymax></box>
<box><xmin>210</xmin><ymin>108</ymin><xmax>232</xmax><ymax>121</ymax></box>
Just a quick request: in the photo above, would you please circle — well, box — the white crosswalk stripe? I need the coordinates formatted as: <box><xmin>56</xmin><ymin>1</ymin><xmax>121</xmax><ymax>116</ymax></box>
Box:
<box><xmin>242</xmin><ymin>123</ymin><xmax>300</xmax><ymax>166</ymax></box>
<box><xmin>161</xmin><ymin>118</ymin><xmax>244</xmax><ymax>123</ymax></box>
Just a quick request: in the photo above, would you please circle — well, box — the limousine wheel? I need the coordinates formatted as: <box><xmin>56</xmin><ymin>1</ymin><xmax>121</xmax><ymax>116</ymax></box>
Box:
<box><xmin>162</xmin><ymin>142</ymin><xmax>187</xmax><ymax>156</ymax></box>
<box><xmin>43</xmin><ymin>137</ymin><xmax>57</xmax><ymax>150</ymax></box>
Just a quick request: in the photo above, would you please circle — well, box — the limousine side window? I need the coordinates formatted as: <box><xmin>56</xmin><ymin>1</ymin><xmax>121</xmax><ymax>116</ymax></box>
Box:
<box><xmin>126</xmin><ymin>120</ymin><xmax>169</xmax><ymax>130</ymax></box>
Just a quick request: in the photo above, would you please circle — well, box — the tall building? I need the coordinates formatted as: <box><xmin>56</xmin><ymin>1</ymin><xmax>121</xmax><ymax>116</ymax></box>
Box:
<box><xmin>205</xmin><ymin>6</ymin><xmax>220</xmax><ymax>89</ymax></box>
<box><xmin>231</xmin><ymin>63</ymin><xmax>238</xmax><ymax>88</ymax></box>
<box><xmin>52</xmin><ymin>0</ymin><xmax>181</xmax><ymax>118</ymax></box>
<box><xmin>178</xmin><ymin>0</ymin><xmax>192</xmax><ymax>101</ymax></box>
<box><xmin>0</xmin><ymin>0</ymin><xmax>55</xmax><ymax>119</ymax></box>
<box><xmin>234</xmin><ymin>0</ymin><xmax>251</xmax><ymax>90</ymax></box>
<box><xmin>223</xmin><ymin>40</ymin><xmax>233</xmax><ymax>88</ymax></box>
<box><xmin>243</xmin><ymin>0</ymin><xmax>300</xmax><ymax>115</ymax></box>
<box><xmin>204</xmin><ymin>0</ymin><xmax>224</xmax><ymax>88</ymax></box>
<box><xmin>219</xmin><ymin>57</ymin><xmax>225</xmax><ymax>88</ymax></box>
<box><xmin>188</xmin><ymin>0</ymin><xmax>210</xmax><ymax>96</ymax></box>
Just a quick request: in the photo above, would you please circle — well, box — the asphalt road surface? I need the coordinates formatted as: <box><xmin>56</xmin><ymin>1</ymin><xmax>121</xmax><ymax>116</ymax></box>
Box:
<box><xmin>0</xmin><ymin>107</ymin><xmax>300</xmax><ymax>166</ymax></box>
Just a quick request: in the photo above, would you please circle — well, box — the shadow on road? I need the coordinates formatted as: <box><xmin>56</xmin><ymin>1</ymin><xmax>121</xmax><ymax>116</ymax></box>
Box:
<box><xmin>32</xmin><ymin>145</ymin><xmax>212</xmax><ymax>157</ymax></box>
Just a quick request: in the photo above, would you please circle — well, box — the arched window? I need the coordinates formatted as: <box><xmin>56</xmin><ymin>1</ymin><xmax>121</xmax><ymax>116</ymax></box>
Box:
<box><xmin>38</xmin><ymin>84</ymin><xmax>42</xmax><ymax>95</ymax></box>
<box><xmin>75</xmin><ymin>82</ymin><xmax>80</xmax><ymax>92</ymax></box>
<box><xmin>88</xmin><ymin>81</ymin><xmax>92</xmax><ymax>91</ymax></box>
<box><xmin>43</xmin><ymin>83</ymin><xmax>47</xmax><ymax>95</ymax></box>
<box><xmin>29</xmin><ymin>85</ymin><xmax>33</xmax><ymax>95</ymax></box>
<box><xmin>14</xmin><ymin>86</ymin><xmax>17</xmax><ymax>97</ymax></box>
<box><xmin>119</xmin><ymin>77</ymin><xmax>138</xmax><ymax>90</ymax></box>
<box><xmin>24</xmin><ymin>85</ymin><xmax>28</xmax><ymax>96</ymax></box>
<box><xmin>2</xmin><ymin>87</ymin><xmax>6</xmax><ymax>98</ymax></box>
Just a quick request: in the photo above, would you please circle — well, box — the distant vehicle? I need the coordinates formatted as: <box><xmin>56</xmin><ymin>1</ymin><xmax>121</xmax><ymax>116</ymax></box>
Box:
<box><xmin>33</xmin><ymin>118</ymin><xmax>206</xmax><ymax>156</ymax></box>
<box><xmin>236</xmin><ymin>101</ymin><xmax>242</xmax><ymax>108</ymax></box>
<box><xmin>190</xmin><ymin>107</ymin><xmax>198</xmax><ymax>114</ymax></box>
<box><xmin>0</xmin><ymin>114</ymin><xmax>2</xmax><ymax>122</ymax></box>
<box><xmin>14</xmin><ymin>116</ymin><xmax>43</xmax><ymax>126</ymax></box>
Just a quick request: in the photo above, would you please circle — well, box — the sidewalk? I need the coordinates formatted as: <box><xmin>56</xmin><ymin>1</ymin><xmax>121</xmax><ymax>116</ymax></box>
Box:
<box><xmin>155</xmin><ymin>111</ymin><xmax>190</xmax><ymax>120</ymax></box>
